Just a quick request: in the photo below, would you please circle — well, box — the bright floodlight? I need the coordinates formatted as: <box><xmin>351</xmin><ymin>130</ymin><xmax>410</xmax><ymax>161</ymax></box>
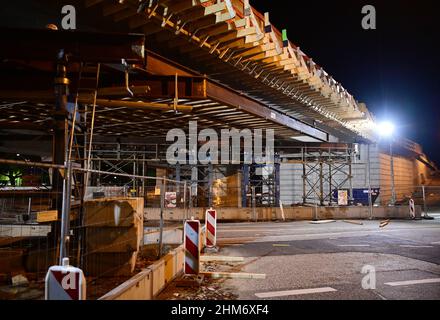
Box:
<box><xmin>377</xmin><ymin>121</ymin><xmax>395</xmax><ymax>137</ymax></box>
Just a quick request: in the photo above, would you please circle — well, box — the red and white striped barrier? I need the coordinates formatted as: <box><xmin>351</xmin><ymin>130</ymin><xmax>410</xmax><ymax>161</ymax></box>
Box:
<box><xmin>205</xmin><ymin>208</ymin><xmax>217</xmax><ymax>248</ymax></box>
<box><xmin>409</xmin><ymin>198</ymin><xmax>415</xmax><ymax>219</ymax></box>
<box><xmin>45</xmin><ymin>258</ymin><xmax>86</xmax><ymax>300</ymax></box>
<box><xmin>184</xmin><ymin>220</ymin><xmax>200</xmax><ymax>275</ymax></box>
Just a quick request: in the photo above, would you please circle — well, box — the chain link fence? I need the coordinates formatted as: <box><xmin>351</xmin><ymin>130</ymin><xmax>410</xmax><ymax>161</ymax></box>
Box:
<box><xmin>0</xmin><ymin>159</ymin><xmax>191</xmax><ymax>300</ymax></box>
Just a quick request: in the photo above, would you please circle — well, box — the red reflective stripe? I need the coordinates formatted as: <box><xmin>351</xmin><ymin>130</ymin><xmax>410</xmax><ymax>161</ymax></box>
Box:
<box><xmin>206</xmin><ymin>237</ymin><xmax>213</xmax><ymax>246</ymax></box>
<box><xmin>208</xmin><ymin>210</ymin><xmax>216</xmax><ymax>219</ymax></box>
<box><xmin>185</xmin><ymin>236</ymin><xmax>199</xmax><ymax>258</ymax></box>
<box><xmin>207</xmin><ymin>222</ymin><xmax>215</xmax><ymax>237</ymax></box>
<box><xmin>50</xmin><ymin>270</ymin><xmax>80</xmax><ymax>300</ymax></box>
<box><xmin>187</xmin><ymin>221</ymin><xmax>199</xmax><ymax>233</ymax></box>
<box><xmin>185</xmin><ymin>263</ymin><xmax>197</xmax><ymax>275</ymax></box>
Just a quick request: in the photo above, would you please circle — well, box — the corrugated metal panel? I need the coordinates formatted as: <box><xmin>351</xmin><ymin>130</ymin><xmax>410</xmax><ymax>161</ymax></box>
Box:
<box><xmin>379</xmin><ymin>153</ymin><xmax>415</xmax><ymax>204</ymax></box>
<box><xmin>280</xmin><ymin>144</ymin><xmax>421</xmax><ymax>206</ymax></box>
<box><xmin>280</xmin><ymin>144</ymin><xmax>383</xmax><ymax>206</ymax></box>
<box><xmin>280</xmin><ymin>163</ymin><xmax>303</xmax><ymax>205</ymax></box>
<box><xmin>280</xmin><ymin>161</ymin><xmax>374</xmax><ymax>205</ymax></box>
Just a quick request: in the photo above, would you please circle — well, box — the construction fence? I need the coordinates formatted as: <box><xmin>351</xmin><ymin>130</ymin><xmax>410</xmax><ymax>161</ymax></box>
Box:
<box><xmin>0</xmin><ymin>159</ymin><xmax>190</xmax><ymax>300</ymax></box>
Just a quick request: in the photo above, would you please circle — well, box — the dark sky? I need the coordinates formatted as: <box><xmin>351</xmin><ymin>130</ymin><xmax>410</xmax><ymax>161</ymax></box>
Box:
<box><xmin>252</xmin><ymin>0</ymin><xmax>440</xmax><ymax>163</ymax></box>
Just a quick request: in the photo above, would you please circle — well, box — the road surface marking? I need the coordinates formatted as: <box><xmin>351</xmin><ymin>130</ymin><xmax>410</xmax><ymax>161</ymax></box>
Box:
<box><xmin>337</xmin><ymin>244</ymin><xmax>370</xmax><ymax>247</ymax></box>
<box><xmin>431</xmin><ymin>241</ymin><xmax>440</xmax><ymax>245</ymax></box>
<box><xmin>399</xmin><ymin>245</ymin><xmax>434</xmax><ymax>248</ymax></box>
<box><xmin>200</xmin><ymin>255</ymin><xmax>244</xmax><ymax>262</ymax></box>
<box><xmin>272</xmin><ymin>244</ymin><xmax>290</xmax><ymax>247</ymax></box>
<box><xmin>372</xmin><ymin>291</ymin><xmax>387</xmax><ymax>300</ymax></box>
<box><xmin>202</xmin><ymin>272</ymin><xmax>266</xmax><ymax>280</ymax></box>
<box><xmin>255</xmin><ymin>287</ymin><xmax>337</xmax><ymax>298</ymax></box>
<box><xmin>385</xmin><ymin>278</ymin><xmax>440</xmax><ymax>286</ymax></box>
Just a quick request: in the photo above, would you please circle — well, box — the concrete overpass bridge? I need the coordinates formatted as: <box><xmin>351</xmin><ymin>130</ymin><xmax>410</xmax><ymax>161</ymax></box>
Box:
<box><xmin>0</xmin><ymin>0</ymin><xmax>439</xmax><ymax>300</ymax></box>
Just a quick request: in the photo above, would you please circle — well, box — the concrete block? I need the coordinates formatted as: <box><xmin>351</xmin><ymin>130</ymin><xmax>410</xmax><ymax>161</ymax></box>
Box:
<box><xmin>86</xmin><ymin>227</ymin><xmax>140</xmax><ymax>253</ymax></box>
<box><xmin>84</xmin><ymin>252</ymin><xmax>137</xmax><ymax>277</ymax></box>
<box><xmin>84</xmin><ymin>197</ymin><xmax>143</xmax><ymax>227</ymax></box>
<box><xmin>175</xmin><ymin>247</ymin><xmax>184</xmax><ymax>273</ymax></box>
<box><xmin>144</xmin><ymin>228</ymin><xmax>183</xmax><ymax>245</ymax></box>
<box><xmin>150</xmin><ymin>259</ymin><xmax>165</xmax><ymax>296</ymax></box>
<box><xmin>99</xmin><ymin>245</ymin><xmax>185</xmax><ymax>300</ymax></box>
<box><xmin>100</xmin><ymin>269</ymin><xmax>152</xmax><ymax>300</ymax></box>
<box><xmin>163</xmin><ymin>252</ymin><xmax>175</xmax><ymax>285</ymax></box>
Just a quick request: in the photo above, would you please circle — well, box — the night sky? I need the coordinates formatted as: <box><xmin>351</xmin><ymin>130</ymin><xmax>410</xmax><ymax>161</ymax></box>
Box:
<box><xmin>252</xmin><ymin>0</ymin><xmax>440</xmax><ymax>163</ymax></box>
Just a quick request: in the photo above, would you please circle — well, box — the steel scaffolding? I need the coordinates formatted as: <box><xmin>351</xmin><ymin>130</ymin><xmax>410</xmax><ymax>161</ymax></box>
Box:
<box><xmin>301</xmin><ymin>146</ymin><xmax>354</xmax><ymax>205</ymax></box>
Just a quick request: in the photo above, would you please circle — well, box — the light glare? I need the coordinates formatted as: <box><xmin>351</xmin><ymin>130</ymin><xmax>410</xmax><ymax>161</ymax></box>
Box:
<box><xmin>377</xmin><ymin>121</ymin><xmax>395</xmax><ymax>137</ymax></box>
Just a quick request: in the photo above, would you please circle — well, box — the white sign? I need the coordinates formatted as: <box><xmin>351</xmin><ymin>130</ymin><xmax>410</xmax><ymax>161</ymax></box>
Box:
<box><xmin>165</xmin><ymin>191</ymin><xmax>177</xmax><ymax>208</ymax></box>
<box><xmin>45</xmin><ymin>258</ymin><xmax>86</xmax><ymax>300</ymax></box>
<box><xmin>337</xmin><ymin>190</ymin><xmax>348</xmax><ymax>206</ymax></box>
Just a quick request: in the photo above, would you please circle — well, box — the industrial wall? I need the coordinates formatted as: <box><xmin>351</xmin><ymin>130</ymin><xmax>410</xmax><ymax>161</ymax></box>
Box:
<box><xmin>280</xmin><ymin>161</ymin><xmax>372</xmax><ymax>205</ymax></box>
<box><xmin>279</xmin><ymin>143</ymin><xmax>432</xmax><ymax>206</ymax></box>
<box><xmin>378</xmin><ymin>153</ymin><xmax>415</xmax><ymax>204</ymax></box>
<box><xmin>280</xmin><ymin>144</ymin><xmax>377</xmax><ymax>205</ymax></box>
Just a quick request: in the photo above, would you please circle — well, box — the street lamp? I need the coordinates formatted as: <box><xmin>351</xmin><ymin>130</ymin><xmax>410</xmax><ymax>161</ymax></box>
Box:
<box><xmin>377</xmin><ymin>121</ymin><xmax>396</xmax><ymax>205</ymax></box>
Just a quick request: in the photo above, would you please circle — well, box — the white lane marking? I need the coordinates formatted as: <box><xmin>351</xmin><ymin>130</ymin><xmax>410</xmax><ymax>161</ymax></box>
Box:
<box><xmin>230</xmin><ymin>227</ymin><xmax>440</xmax><ymax>243</ymax></box>
<box><xmin>255</xmin><ymin>287</ymin><xmax>337</xmax><ymax>298</ymax></box>
<box><xmin>385</xmin><ymin>278</ymin><xmax>440</xmax><ymax>286</ymax></box>
<box><xmin>399</xmin><ymin>245</ymin><xmax>434</xmax><ymax>248</ymax></box>
<box><xmin>372</xmin><ymin>291</ymin><xmax>388</xmax><ymax>300</ymax></box>
<box><xmin>430</xmin><ymin>241</ymin><xmax>440</xmax><ymax>245</ymax></box>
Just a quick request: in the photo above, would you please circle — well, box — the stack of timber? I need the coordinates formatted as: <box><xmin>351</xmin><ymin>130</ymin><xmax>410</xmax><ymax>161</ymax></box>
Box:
<box><xmin>83</xmin><ymin>197</ymin><xmax>143</xmax><ymax>277</ymax></box>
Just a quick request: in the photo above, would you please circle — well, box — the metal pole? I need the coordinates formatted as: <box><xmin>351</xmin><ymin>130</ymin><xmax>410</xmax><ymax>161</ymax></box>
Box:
<box><xmin>367</xmin><ymin>144</ymin><xmax>373</xmax><ymax>219</ymax></box>
<box><xmin>97</xmin><ymin>159</ymin><xmax>101</xmax><ymax>187</ymax></box>
<box><xmin>328</xmin><ymin>162</ymin><xmax>332</xmax><ymax>206</ymax></box>
<box><xmin>132</xmin><ymin>154</ymin><xmax>136</xmax><ymax>192</ymax></box>
<box><xmin>319</xmin><ymin>157</ymin><xmax>324</xmax><ymax>206</ymax></box>
<box><xmin>189</xmin><ymin>181</ymin><xmax>193</xmax><ymax>219</ymax></box>
<box><xmin>183</xmin><ymin>180</ymin><xmax>187</xmax><ymax>221</ymax></box>
<box><xmin>176</xmin><ymin>163</ymin><xmax>181</xmax><ymax>205</ymax></box>
<box><xmin>142</xmin><ymin>154</ymin><xmax>145</xmax><ymax>201</ymax></box>
<box><xmin>54</xmin><ymin>51</ymin><xmax>69</xmax><ymax>265</ymax></box>
<box><xmin>422</xmin><ymin>185</ymin><xmax>428</xmax><ymax>218</ymax></box>
<box><xmin>302</xmin><ymin>147</ymin><xmax>306</xmax><ymax>204</ymax></box>
<box><xmin>348</xmin><ymin>148</ymin><xmax>353</xmax><ymax>205</ymax></box>
<box><xmin>158</xmin><ymin>176</ymin><xmax>165</xmax><ymax>258</ymax></box>
<box><xmin>59</xmin><ymin>161</ymin><xmax>72</xmax><ymax>264</ymax></box>
<box><xmin>208</xmin><ymin>163</ymin><xmax>213</xmax><ymax>207</ymax></box>
<box><xmin>252</xmin><ymin>186</ymin><xmax>257</xmax><ymax>222</ymax></box>
<box><xmin>27</xmin><ymin>197</ymin><xmax>32</xmax><ymax>218</ymax></box>
<box><xmin>390</xmin><ymin>141</ymin><xmax>396</xmax><ymax>205</ymax></box>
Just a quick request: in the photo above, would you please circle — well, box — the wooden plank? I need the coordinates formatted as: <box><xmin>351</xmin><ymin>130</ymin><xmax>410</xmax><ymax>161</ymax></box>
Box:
<box><xmin>342</xmin><ymin>220</ymin><xmax>364</xmax><ymax>225</ymax></box>
<box><xmin>36</xmin><ymin>210</ymin><xmax>58</xmax><ymax>223</ymax></box>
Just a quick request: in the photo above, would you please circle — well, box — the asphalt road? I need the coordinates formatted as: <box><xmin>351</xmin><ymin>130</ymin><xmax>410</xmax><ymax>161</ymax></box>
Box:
<box><xmin>214</xmin><ymin>216</ymin><xmax>440</xmax><ymax>300</ymax></box>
